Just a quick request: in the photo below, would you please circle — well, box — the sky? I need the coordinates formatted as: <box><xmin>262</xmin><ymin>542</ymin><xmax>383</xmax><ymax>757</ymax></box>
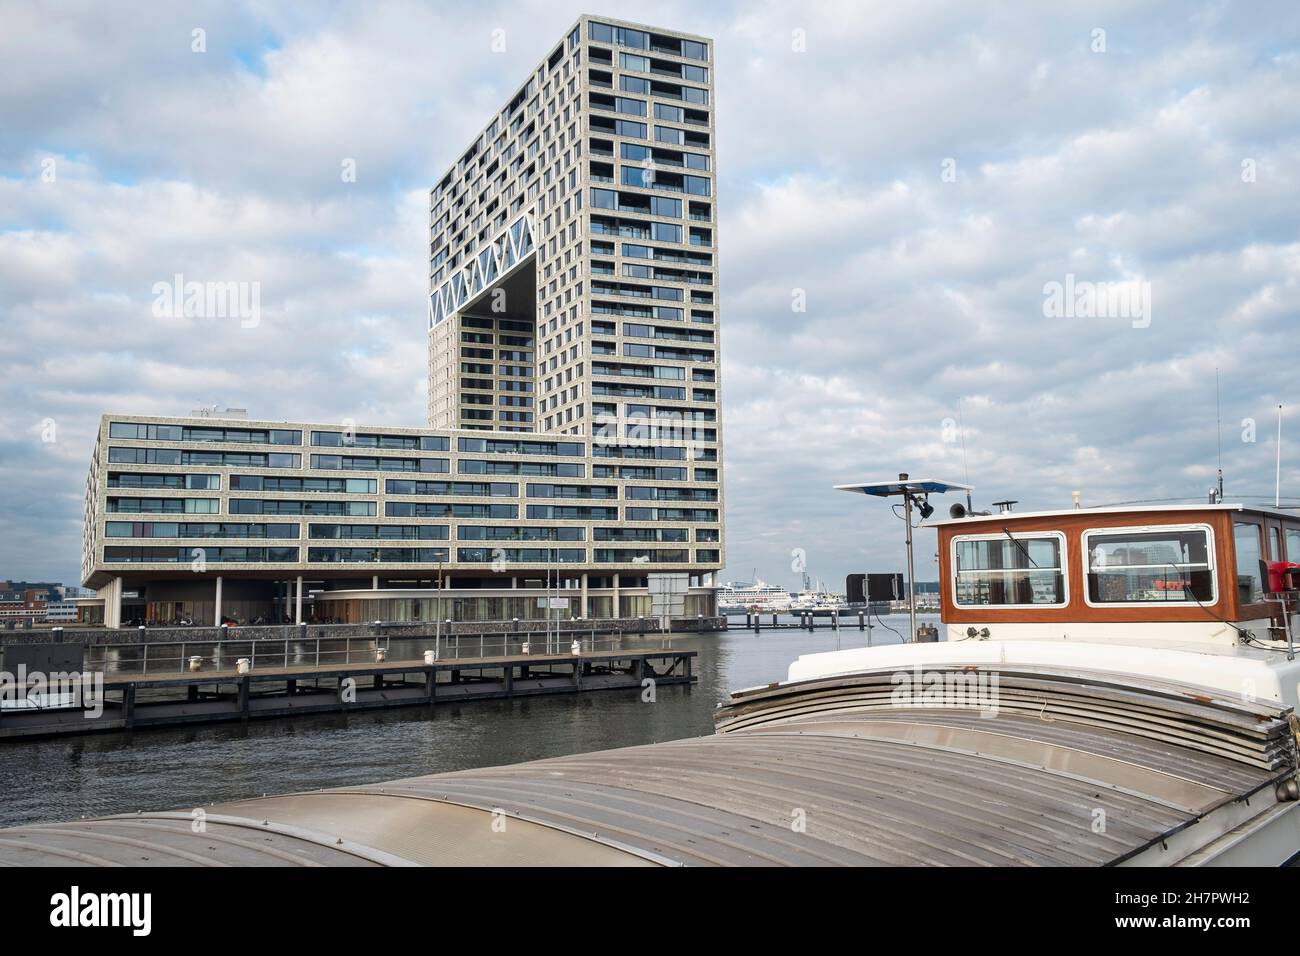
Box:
<box><xmin>1</xmin><ymin>0</ymin><xmax>1298</xmax><ymax>591</ymax></box>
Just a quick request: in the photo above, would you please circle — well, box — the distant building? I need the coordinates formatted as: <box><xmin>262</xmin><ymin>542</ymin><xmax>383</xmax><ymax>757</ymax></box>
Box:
<box><xmin>44</xmin><ymin>601</ymin><xmax>79</xmax><ymax>624</ymax></box>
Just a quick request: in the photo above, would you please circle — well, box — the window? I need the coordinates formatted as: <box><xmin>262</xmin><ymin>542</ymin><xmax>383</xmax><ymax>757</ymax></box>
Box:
<box><xmin>1288</xmin><ymin>527</ymin><xmax>1300</xmax><ymax>562</ymax></box>
<box><xmin>1233</xmin><ymin>522</ymin><xmax>1264</xmax><ymax>605</ymax></box>
<box><xmin>953</xmin><ymin>533</ymin><xmax>1067</xmax><ymax>607</ymax></box>
<box><xmin>619</xmin><ymin>52</ymin><xmax>649</xmax><ymax>73</ymax></box>
<box><xmin>1084</xmin><ymin>525</ymin><xmax>1216</xmax><ymax>606</ymax></box>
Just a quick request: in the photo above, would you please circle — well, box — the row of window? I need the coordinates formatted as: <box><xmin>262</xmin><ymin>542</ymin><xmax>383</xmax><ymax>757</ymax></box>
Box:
<box><xmin>109</xmin><ymin>423</ymin><xmax>301</xmax><ymax>445</ymax></box>
<box><xmin>109</xmin><ymin>448</ymin><xmax>303</xmax><ymax>468</ymax></box>
<box><xmin>311</xmin><ymin>432</ymin><xmax>449</xmax><ymax>450</ymax></box>
<box><xmin>103</xmin><ymin>520</ymin><xmax>720</xmax><ymax>543</ymax></box>
<box><xmin>110</xmin><ymin>429</ymin><xmax>683</xmax><ymax>460</ymax></box>
<box><xmin>102</xmin><ymin>543</ymin><xmax>721</xmax><ymax>565</ymax></box>
<box><xmin>106</xmin><ymin>522</ymin><xmax>298</xmax><ymax>539</ymax></box>
<box><xmin>587</xmin><ymin>21</ymin><xmax>708</xmax><ymax>63</ymax></box>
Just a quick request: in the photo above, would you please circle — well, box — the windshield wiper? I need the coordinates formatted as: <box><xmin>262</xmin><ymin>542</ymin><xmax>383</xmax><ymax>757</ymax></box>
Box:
<box><xmin>1003</xmin><ymin>527</ymin><xmax>1039</xmax><ymax>568</ymax></box>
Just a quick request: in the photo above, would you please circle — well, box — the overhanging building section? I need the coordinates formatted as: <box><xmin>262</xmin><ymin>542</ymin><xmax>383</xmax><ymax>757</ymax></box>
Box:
<box><xmin>426</xmin><ymin>14</ymin><xmax>721</xmax><ymax>453</ymax></box>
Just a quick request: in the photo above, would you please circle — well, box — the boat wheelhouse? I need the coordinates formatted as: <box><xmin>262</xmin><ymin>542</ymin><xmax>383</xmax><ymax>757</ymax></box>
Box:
<box><xmin>932</xmin><ymin>502</ymin><xmax>1300</xmax><ymax>655</ymax></box>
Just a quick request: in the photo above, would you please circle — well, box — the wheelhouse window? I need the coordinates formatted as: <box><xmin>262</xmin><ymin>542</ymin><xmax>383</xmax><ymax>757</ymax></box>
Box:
<box><xmin>953</xmin><ymin>533</ymin><xmax>1066</xmax><ymax>607</ymax></box>
<box><xmin>1287</xmin><ymin>527</ymin><xmax>1300</xmax><ymax>563</ymax></box>
<box><xmin>1233</xmin><ymin>522</ymin><xmax>1263</xmax><ymax>604</ymax></box>
<box><xmin>1085</xmin><ymin>525</ymin><xmax>1215</xmax><ymax>605</ymax></box>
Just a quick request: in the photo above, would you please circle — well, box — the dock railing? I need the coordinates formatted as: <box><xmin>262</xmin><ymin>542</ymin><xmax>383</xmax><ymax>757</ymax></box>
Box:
<box><xmin>83</xmin><ymin>630</ymin><xmax>678</xmax><ymax>678</ymax></box>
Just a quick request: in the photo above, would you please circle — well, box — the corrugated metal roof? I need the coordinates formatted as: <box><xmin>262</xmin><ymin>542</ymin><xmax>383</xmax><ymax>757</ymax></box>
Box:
<box><xmin>0</xmin><ymin>667</ymin><xmax>1294</xmax><ymax>866</ymax></box>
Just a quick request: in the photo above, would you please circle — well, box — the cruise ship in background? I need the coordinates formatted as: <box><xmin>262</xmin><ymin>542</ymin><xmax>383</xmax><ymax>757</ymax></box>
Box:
<box><xmin>718</xmin><ymin>574</ymin><xmax>853</xmax><ymax>615</ymax></box>
<box><xmin>717</xmin><ymin>578</ymin><xmax>792</xmax><ymax>613</ymax></box>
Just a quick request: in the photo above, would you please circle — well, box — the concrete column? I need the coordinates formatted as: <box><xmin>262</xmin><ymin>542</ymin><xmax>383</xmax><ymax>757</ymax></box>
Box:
<box><xmin>372</xmin><ymin>575</ymin><xmax>379</xmax><ymax>590</ymax></box>
<box><xmin>214</xmin><ymin>575</ymin><xmax>223</xmax><ymax>627</ymax></box>
<box><xmin>511</xmin><ymin>576</ymin><xmax>518</xmax><ymax>589</ymax></box>
<box><xmin>612</xmin><ymin>573</ymin><xmax>621</xmax><ymax>620</ymax></box>
<box><xmin>295</xmin><ymin>575</ymin><xmax>304</xmax><ymax>624</ymax></box>
<box><xmin>581</xmin><ymin>572</ymin><xmax>589</xmax><ymax>619</ymax></box>
<box><xmin>105</xmin><ymin>576</ymin><xmax>123</xmax><ymax>629</ymax></box>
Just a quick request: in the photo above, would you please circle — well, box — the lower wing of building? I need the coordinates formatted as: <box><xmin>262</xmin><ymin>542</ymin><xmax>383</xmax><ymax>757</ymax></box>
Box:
<box><xmin>82</xmin><ymin>414</ymin><xmax>723</xmax><ymax>627</ymax></box>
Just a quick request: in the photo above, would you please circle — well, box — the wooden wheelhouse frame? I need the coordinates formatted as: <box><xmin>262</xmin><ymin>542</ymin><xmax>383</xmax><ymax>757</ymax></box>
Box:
<box><xmin>935</xmin><ymin>505</ymin><xmax>1300</xmax><ymax>626</ymax></box>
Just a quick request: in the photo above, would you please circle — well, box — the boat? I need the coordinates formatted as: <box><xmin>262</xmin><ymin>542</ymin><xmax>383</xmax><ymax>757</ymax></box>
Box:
<box><xmin>717</xmin><ymin>577</ymin><xmax>791</xmax><ymax>614</ymax></box>
<box><xmin>724</xmin><ymin>485</ymin><xmax>1300</xmax><ymax>864</ymax></box>
<box><xmin>788</xmin><ymin>588</ymin><xmax>848</xmax><ymax>616</ymax></box>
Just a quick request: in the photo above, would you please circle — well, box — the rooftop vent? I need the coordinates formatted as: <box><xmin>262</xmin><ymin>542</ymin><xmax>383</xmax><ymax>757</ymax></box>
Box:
<box><xmin>189</xmin><ymin>405</ymin><xmax>249</xmax><ymax>419</ymax></box>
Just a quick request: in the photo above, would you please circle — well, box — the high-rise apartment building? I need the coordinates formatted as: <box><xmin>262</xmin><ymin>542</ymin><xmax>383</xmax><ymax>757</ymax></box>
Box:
<box><xmin>427</xmin><ymin>15</ymin><xmax>718</xmax><ymax>440</ymax></box>
<box><xmin>79</xmin><ymin>17</ymin><xmax>724</xmax><ymax>629</ymax></box>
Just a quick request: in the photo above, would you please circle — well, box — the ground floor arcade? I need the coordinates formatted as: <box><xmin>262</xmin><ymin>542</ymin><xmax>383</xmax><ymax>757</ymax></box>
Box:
<box><xmin>80</xmin><ymin>571</ymin><xmax>718</xmax><ymax>628</ymax></box>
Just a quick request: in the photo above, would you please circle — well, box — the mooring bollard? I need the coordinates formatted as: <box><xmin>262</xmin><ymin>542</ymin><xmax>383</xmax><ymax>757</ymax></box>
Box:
<box><xmin>521</xmin><ymin>640</ymin><xmax>531</xmax><ymax>655</ymax></box>
<box><xmin>571</xmin><ymin>639</ymin><xmax>581</xmax><ymax>656</ymax></box>
<box><xmin>375</xmin><ymin>646</ymin><xmax>387</xmax><ymax>663</ymax></box>
<box><xmin>424</xmin><ymin>649</ymin><xmax>436</xmax><ymax>665</ymax></box>
<box><xmin>236</xmin><ymin>657</ymin><xmax>251</xmax><ymax>675</ymax></box>
<box><xmin>188</xmin><ymin>656</ymin><xmax>203</xmax><ymax>673</ymax></box>
<box><xmin>859</xmin><ymin>611</ymin><xmax>866</xmax><ymax>631</ymax></box>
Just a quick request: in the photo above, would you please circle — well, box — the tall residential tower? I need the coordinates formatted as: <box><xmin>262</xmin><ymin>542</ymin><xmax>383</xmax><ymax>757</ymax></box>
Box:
<box><xmin>427</xmin><ymin>15</ymin><xmax>719</xmax><ymax>440</ymax></box>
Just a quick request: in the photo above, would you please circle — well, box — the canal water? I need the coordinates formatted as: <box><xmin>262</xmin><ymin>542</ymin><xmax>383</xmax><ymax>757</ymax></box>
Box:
<box><xmin>0</xmin><ymin>613</ymin><xmax>937</xmax><ymax>828</ymax></box>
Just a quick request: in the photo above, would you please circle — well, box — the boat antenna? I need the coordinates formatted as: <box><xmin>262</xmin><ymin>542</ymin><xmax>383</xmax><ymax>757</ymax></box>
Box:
<box><xmin>1215</xmin><ymin>369</ymin><xmax>1224</xmax><ymax>503</ymax></box>
<box><xmin>957</xmin><ymin>399</ymin><xmax>973</xmax><ymax>513</ymax></box>
<box><xmin>1277</xmin><ymin>404</ymin><xmax>1284</xmax><ymax>509</ymax></box>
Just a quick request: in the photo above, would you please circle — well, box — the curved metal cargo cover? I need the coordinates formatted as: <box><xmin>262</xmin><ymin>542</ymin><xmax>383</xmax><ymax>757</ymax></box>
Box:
<box><xmin>1</xmin><ymin>668</ymin><xmax>1294</xmax><ymax>866</ymax></box>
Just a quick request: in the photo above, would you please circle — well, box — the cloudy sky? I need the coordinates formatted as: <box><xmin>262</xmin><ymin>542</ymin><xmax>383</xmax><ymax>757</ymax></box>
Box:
<box><xmin>2</xmin><ymin>0</ymin><xmax>1298</xmax><ymax>590</ymax></box>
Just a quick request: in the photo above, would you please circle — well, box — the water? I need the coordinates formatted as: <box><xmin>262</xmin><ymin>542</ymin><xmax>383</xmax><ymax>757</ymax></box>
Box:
<box><xmin>0</xmin><ymin>613</ymin><xmax>936</xmax><ymax>828</ymax></box>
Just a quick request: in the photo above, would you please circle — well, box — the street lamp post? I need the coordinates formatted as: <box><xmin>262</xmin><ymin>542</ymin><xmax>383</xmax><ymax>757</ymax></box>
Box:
<box><xmin>434</xmin><ymin>559</ymin><xmax>444</xmax><ymax>661</ymax></box>
<box><xmin>902</xmin><ymin>488</ymin><xmax>917</xmax><ymax>645</ymax></box>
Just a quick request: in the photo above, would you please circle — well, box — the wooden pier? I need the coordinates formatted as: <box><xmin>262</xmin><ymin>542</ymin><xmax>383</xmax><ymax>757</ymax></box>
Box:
<box><xmin>727</xmin><ymin>611</ymin><xmax>927</xmax><ymax>633</ymax></box>
<box><xmin>0</xmin><ymin>648</ymin><xmax>696</xmax><ymax>740</ymax></box>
